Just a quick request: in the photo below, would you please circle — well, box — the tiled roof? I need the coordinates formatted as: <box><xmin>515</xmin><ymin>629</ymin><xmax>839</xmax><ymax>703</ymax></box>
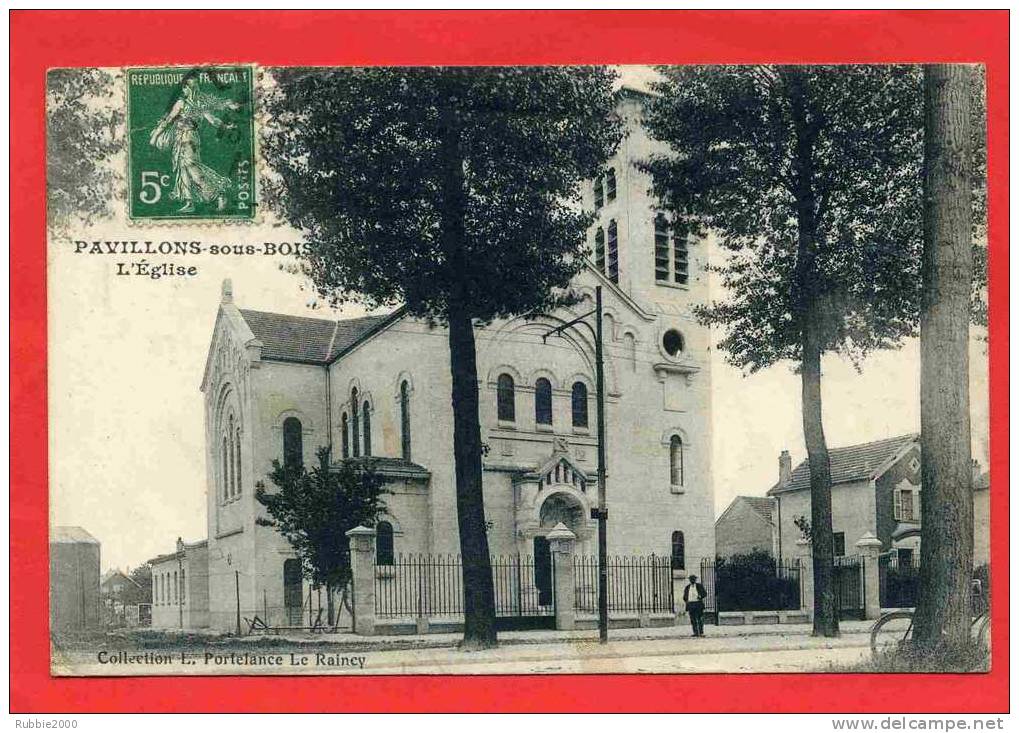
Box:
<box><xmin>239</xmin><ymin>309</ymin><xmax>391</xmax><ymax>364</ymax></box>
<box><xmin>740</xmin><ymin>496</ymin><xmax>774</xmax><ymax>523</ymax></box>
<box><xmin>768</xmin><ymin>434</ymin><xmax>919</xmax><ymax>495</ymax></box>
<box><xmin>51</xmin><ymin>526</ymin><xmax>100</xmax><ymax>544</ymax></box>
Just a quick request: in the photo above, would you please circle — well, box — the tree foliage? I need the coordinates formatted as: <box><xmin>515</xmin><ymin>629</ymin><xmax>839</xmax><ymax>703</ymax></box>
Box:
<box><xmin>255</xmin><ymin>448</ymin><xmax>388</xmax><ymax>592</ymax></box>
<box><xmin>644</xmin><ymin>65</ymin><xmax>927</xmax><ymax>372</ymax></box>
<box><xmin>261</xmin><ymin>66</ymin><xmax>622</xmax><ymax>322</ymax></box>
<box><xmin>46</xmin><ymin>68</ymin><xmax>123</xmax><ymax>229</ymax></box>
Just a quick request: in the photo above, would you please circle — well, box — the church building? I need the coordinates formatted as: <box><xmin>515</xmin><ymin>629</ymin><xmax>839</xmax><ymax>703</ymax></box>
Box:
<box><xmin>199</xmin><ymin>90</ymin><xmax>716</xmax><ymax>631</ymax></box>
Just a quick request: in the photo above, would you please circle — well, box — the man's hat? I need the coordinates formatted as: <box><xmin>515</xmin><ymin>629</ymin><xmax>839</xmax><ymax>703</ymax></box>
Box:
<box><xmin>688</xmin><ymin>574</ymin><xmax>698</xmax><ymax>581</ymax></box>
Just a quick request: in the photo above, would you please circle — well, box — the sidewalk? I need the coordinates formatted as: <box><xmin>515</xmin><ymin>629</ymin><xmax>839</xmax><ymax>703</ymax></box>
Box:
<box><xmin>231</xmin><ymin>617</ymin><xmax>874</xmax><ymax>653</ymax></box>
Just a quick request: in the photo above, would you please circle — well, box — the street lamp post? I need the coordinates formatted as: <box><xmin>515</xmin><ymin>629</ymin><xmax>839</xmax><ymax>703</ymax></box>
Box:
<box><xmin>542</xmin><ymin>286</ymin><xmax>609</xmax><ymax>643</ymax></box>
<box><xmin>175</xmin><ymin>536</ymin><xmax>184</xmax><ymax>629</ymax></box>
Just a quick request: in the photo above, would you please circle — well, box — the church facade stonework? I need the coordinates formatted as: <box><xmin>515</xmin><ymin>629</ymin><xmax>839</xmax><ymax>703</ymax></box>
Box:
<box><xmin>199</xmin><ymin>92</ymin><xmax>715</xmax><ymax>631</ymax></box>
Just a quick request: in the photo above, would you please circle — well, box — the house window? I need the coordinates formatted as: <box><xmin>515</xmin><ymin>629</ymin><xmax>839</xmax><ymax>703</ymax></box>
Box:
<box><xmin>669</xmin><ymin>435</ymin><xmax>684</xmax><ymax>487</ymax></box>
<box><xmin>901</xmin><ymin>489</ymin><xmax>915</xmax><ymax>522</ymax></box>
<box><xmin>497</xmin><ymin>373</ymin><xmax>516</xmax><ymax>422</ymax></box>
<box><xmin>671</xmin><ymin>531</ymin><xmax>686</xmax><ymax>570</ymax></box>
<box><xmin>607</xmin><ymin>220</ymin><xmax>619</xmax><ymax>284</ymax></box>
<box><xmin>654</xmin><ymin>214</ymin><xmax>670</xmax><ymax>282</ymax></box>
<box><xmin>400</xmin><ymin>380</ymin><xmax>412</xmax><ymax>461</ymax></box>
<box><xmin>376</xmin><ymin>521</ymin><xmax>394</xmax><ymax>566</ymax></box>
<box><xmin>833</xmin><ymin>532</ymin><xmax>846</xmax><ymax>557</ymax></box>
<box><xmin>283</xmin><ymin>417</ymin><xmax>303</xmax><ymax>469</ymax></box>
<box><xmin>362</xmin><ymin>400</ymin><xmax>372</xmax><ymax>456</ymax></box>
<box><xmin>594</xmin><ymin>176</ymin><xmax>604</xmax><ymax>209</ymax></box>
<box><xmin>594</xmin><ymin>227</ymin><xmax>605</xmax><ymax>273</ymax></box>
<box><xmin>894</xmin><ymin>486</ymin><xmax>918</xmax><ymax>522</ymax></box>
<box><xmin>571</xmin><ymin>382</ymin><xmax>589</xmax><ymax>429</ymax></box>
<box><xmin>173</xmin><ymin>571</ymin><xmax>178</xmax><ymax>603</ymax></box>
<box><xmin>606</xmin><ymin>167</ymin><xmax>616</xmax><ymax>202</ymax></box>
<box><xmin>351</xmin><ymin>388</ymin><xmax>360</xmax><ymax>457</ymax></box>
<box><xmin>535</xmin><ymin>378</ymin><xmax>552</xmax><ymax>427</ymax></box>
<box><xmin>898</xmin><ymin>547</ymin><xmax>914</xmax><ymax>566</ymax></box>
<box><xmin>341</xmin><ymin>412</ymin><xmax>349</xmax><ymax>459</ymax></box>
<box><xmin>181</xmin><ymin>567</ymin><xmax>186</xmax><ymax>603</ymax></box>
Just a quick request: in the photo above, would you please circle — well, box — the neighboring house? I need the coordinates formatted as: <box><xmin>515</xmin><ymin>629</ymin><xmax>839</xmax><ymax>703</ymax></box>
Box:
<box><xmin>49</xmin><ymin>526</ymin><xmax>101</xmax><ymax>633</ymax></box>
<box><xmin>148</xmin><ymin>539</ymin><xmax>209</xmax><ymax>629</ymax></box>
<box><xmin>197</xmin><ymin>89</ymin><xmax>717</xmax><ymax>631</ymax></box>
<box><xmin>767</xmin><ymin>434</ymin><xmax>990</xmax><ymax>567</ymax></box>
<box><xmin>715</xmin><ymin>496</ymin><xmax>778</xmax><ymax>559</ymax></box>
<box><xmin>100</xmin><ymin>569</ymin><xmax>143</xmax><ymax>626</ymax></box>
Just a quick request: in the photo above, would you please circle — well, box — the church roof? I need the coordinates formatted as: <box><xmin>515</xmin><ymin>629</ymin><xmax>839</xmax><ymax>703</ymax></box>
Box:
<box><xmin>238</xmin><ymin>309</ymin><xmax>392</xmax><ymax>365</ymax></box>
<box><xmin>768</xmin><ymin>434</ymin><xmax>919</xmax><ymax>496</ymax></box>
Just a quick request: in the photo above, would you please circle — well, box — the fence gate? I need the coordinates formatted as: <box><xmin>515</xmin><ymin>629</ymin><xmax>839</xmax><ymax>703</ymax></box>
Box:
<box><xmin>879</xmin><ymin>552</ymin><xmax>920</xmax><ymax>609</ymax></box>
<box><xmin>699</xmin><ymin>558</ymin><xmax>718</xmax><ymax>623</ymax></box>
<box><xmin>834</xmin><ymin>555</ymin><xmax>865</xmax><ymax>619</ymax></box>
<box><xmin>492</xmin><ymin>553</ymin><xmax>556</xmax><ymax>631</ymax></box>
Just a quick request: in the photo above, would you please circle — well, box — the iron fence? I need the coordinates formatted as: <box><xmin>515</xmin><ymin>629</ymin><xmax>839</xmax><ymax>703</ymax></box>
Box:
<box><xmin>574</xmin><ymin>554</ymin><xmax>674</xmax><ymax>614</ymax></box>
<box><xmin>879</xmin><ymin>552</ymin><xmax>921</xmax><ymax>608</ymax></box>
<box><xmin>374</xmin><ymin>553</ymin><xmax>555</xmax><ymax>622</ymax></box>
<box><xmin>834</xmin><ymin>555</ymin><xmax>865</xmax><ymax>618</ymax></box>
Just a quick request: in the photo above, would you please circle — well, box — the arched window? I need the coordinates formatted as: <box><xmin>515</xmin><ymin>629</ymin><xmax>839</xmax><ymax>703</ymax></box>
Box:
<box><xmin>671</xmin><ymin>531</ymin><xmax>686</xmax><ymax>570</ymax></box>
<box><xmin>173</xmin><ymin>571</ymin><xmax>178</xmax><ymax>603</ymax></box>
<box><xmin>535</xmin><ymin>378</ymin><xmax>552</xmax><ymax>426</ymax></box>
<box><xmin>362</xmin><ymin>400</ymin><xmax>372</xmax><ymax>456</ymax></box>
<box><xmin>351</xmin><ymin>388</ymin><xmax>360</xmax><ymax>457</ymax></box>
<box><xmin>283</xmin><ymin>417</ymin><xmax>303</xmax><ymax>469</ymax></box>
<box><xmin>571</xmin><ymin>382</ymin><xmax>589</xmax><ymax>428</ymax></box>
<box><xmin>181</xmin><ymin>567</ymin><xmax>186</xmax><ymax>603</ymax></box>
<box><xmin>606</xmin><ymin>167</ymin><xmax>616</xmax><ymax>201</ymax></box>
<box><xmin>594</xmin><ymin>176</ymin><xmax>604</xmax><ymax>209</ymax></box>
<box><xmin>227</xmin><ymin>416</ymin><xmax>236</xmax><ymax>497</ymax></box>
<box><xmin>234</xmin><ymin>428</ymin><xmax>242</xmax><ymax>496</ymax></box>
<box><xmin>670</xmin><ymin>435</ymin><xmax>684</xmax><ymax>487</ymax></box>
<box><xmin>497</xmin><ymin>373</ymin><xmax>516</xmax><ymax>422</ymax></box>
<box><xmin>673</xmin><ymin>230</ymin><xmax>689</xmax><ymax>285</ymax></box>
<box><xmin>152</xmin><ymin>576</ymin><xmax>158</xmax><ymax>604</ymax></box>
<box><xmin>400</xmin><ymin>380</ymin><xmax>412</xmax><ymax>461</ymax></box>
<box><xmin>607</xmin><ymin>220</ymin><xmax>619</xmax><ymax>283</ymax></box>
<box><xmin>161</xmin><ymin>574</ymin><xmax>166</xmax><ymax>605</ymax></box>
<box><xmin>221</xmin><ymin>437</ymin><xmax>229</xmax><ymax>500</ymax></box>
<box><xmin>340</xmin><ymin>412</ymin><xmax>350</xmax><ymax>459</ymax></box>
<box><xmin>594</xmin><ymin>227</ymin><xmax>605</xmax><ymax>273</ymax></box>
<box><xmin>376</xmin><ymin>521</ymin><xmax>394</xmax><ymax>566</ymax></box>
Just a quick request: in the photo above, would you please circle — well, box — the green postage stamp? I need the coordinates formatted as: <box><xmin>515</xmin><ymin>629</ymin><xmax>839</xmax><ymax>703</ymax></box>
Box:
<box><xmin>127</xmin><ymin>66</ymin><xmax>255</xmax><ymax>221</ymax></box>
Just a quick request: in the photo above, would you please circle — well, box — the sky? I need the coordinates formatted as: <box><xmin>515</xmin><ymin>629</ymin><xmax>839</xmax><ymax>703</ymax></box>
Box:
<box><xmin>47</xmin><ymin>65</ymin><xmax>989</xmax><ymax>573</ymax></box>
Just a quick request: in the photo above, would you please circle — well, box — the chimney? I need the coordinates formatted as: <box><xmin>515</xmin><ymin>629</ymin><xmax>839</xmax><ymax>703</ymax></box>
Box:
<box><xmin>779</xmin><ymin>450</ymin><xmax>792</xmax><ymax>485</ymax></box>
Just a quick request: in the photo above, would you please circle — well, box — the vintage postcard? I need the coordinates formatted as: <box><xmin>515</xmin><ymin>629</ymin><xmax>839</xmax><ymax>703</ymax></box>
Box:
<box><xmin>44</xmin><ymin>61</ymin><xmax>994</xmax><ymax>681</ymax></box>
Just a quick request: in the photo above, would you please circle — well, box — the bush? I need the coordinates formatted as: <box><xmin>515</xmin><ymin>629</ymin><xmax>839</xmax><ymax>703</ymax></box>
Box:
<box><xmin>715</xmin><ymin>550</ymin><xmax>801</xmax><ymax>612</ymax></box>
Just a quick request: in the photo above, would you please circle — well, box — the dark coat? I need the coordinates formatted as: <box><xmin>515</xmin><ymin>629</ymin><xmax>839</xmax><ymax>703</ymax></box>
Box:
<box><xmin>683</xmin><ymin>582</ymin><xmax>706</xmax><ymax>605</ymax></box>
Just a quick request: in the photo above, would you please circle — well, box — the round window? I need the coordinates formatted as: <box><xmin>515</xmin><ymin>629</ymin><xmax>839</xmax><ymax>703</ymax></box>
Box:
<box><xmin>663</xmin><ymin>329</ymin><xmax>684</xmax><ymax>357</ymax></box>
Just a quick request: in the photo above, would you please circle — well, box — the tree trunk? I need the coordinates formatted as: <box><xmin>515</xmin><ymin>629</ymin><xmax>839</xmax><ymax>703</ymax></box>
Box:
<box><xmin>326</xmin><ymin>581</ymin><xmax>335</xmax><ymax>627</ymax></box>
<box><xmin>439</xmin><ymin>97</ymin><xmax>497</xmax><ymax>649</ymax></box>
<box><xmin>913</xmin><ymin>64</ymin><xmax>974</xmax><ymax>649</ymax></box>
<box><xmin>785</xmin><ymin>66</ymin><xmax>839</xmax><ymax>637</ymax></box>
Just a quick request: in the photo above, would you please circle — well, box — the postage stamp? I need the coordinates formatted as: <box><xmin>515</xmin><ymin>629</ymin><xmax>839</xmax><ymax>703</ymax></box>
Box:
<box><xmin>126</xmin><ymin>66</ymin><xmax>255</xmax><ymax>221</ymax></box>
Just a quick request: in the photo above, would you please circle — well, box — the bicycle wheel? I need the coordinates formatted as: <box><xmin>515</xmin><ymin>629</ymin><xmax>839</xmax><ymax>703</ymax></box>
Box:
<box><xmin>871</xmin><ymin>611</ymin><xmax>915</xmax><ymax>657</ymax></box>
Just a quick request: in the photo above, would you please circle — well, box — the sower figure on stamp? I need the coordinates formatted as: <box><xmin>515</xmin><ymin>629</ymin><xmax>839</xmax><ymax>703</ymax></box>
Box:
<box><xmin>149</xmin><ymin>76</ymin><xmax>239</xmax><ymax>213</ymax></box>
<box><xmin>684</xmin><ymin>574</ymin><xmax>707</xmax><ymax>637</ymax></box>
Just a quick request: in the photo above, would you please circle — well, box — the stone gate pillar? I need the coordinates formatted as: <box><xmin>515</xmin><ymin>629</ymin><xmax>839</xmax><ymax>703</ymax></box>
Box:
<box><xmin>796</xmin><ymin>538</ymin><xmax>814</xmax><ymax>620</ymax></box>
<box><xmin>547</xmin><ymin>522</ymin><xmax>576</xmax><ymax>631</ymax></box>
<box><xmin>346</xmin><ymin>526</ymin><xmax>376</xmax><ymax>636</ymax></box>
<box><xmin>855</xmin><ymin>532</ymin><xmax>883</xmax><ymax>620</ymax></box>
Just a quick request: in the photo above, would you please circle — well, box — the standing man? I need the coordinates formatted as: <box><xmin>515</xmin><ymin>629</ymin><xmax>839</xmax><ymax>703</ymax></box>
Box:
<box><xmin>684</xmin><ymin>573</ymin><xmax>706</xmax><ymax>637</ymax></box>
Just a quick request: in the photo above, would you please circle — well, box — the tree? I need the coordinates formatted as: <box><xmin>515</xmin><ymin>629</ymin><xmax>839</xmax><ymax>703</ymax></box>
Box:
<box><xmin>261</xmin><ymin>67</ymin><xmax>621</xmax><ymax>648</ymax></box>
<box><xmin>46</xmin><ymin>68</ymin><xmax>123</xmax><ymax>229</ymax></box>
<box><xmin>644</xmin><ymin>65</ymin><xmax>926</xmax><ymax>637</ymax></box>
<box><xmin>129</xmin><ymin>564</ymin><xmax>153</xmax><ymax>604</ymax></box>
<box><xmin>912</xmin><ymin>64</ymin><xmax>975</xmax><ymax>649</ymax></box>
<box><xmin>255</xmin><ymin>447</ymin><xmax>388</xmax><ymax>626</ymax></box>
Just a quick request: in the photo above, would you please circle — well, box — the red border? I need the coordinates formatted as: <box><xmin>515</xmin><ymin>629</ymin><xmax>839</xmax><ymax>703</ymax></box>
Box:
<box><xmin>11</xmin><ymin>10</ymin><xmax>1009</xmax><ymax>713</ymax></box>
